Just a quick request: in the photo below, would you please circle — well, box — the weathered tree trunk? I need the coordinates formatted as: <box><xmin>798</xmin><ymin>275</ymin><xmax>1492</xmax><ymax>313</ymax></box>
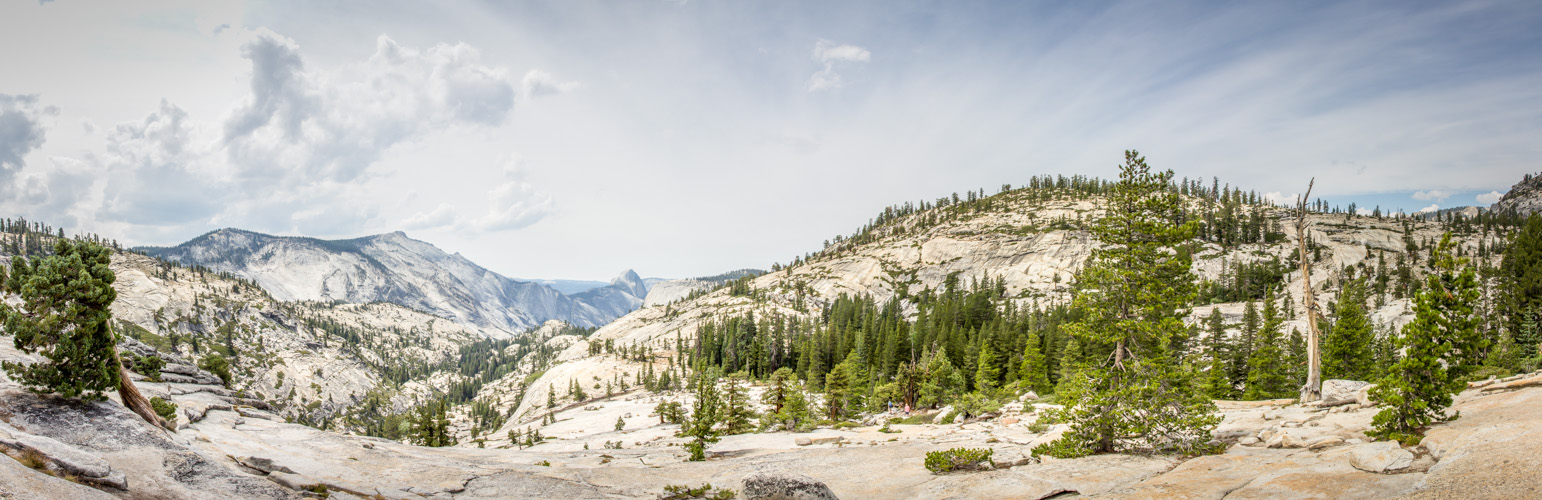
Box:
<box><xmin>112</xmin><ymin>343</ymin><xmax>171</xmax><ymax>431</ymax></box>
<box><xmin>1296</xmin><ymin>179</ymin><xmax>1323</xmax><ymax>403</ymax></box>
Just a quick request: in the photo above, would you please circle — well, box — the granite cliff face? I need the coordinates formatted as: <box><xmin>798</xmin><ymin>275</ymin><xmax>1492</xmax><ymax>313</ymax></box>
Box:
<box><xmin>1489</xmin><ymin>171</ymin><xmax>1542</xmax><ymax>216</ymax></box>
<box><xmin>139</xmin><ymin>229</ymin><xmax>650</xmax><ymax>331</ymax></box>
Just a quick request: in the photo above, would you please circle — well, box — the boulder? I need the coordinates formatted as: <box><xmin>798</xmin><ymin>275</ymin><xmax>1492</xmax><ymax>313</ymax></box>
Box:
<box><xmin>741</xmin><ymin>471</ymin><xmax>840</xmax><ymax>500</ymax></box>
<box><xmin>1280</xmin><ymin>432</ymin><xmax>1309</xmax><ymax>449</ymax></box>
<box><xmin>1307</xmin><ymin>436</ymin><xmax>1345</xmax><ymax>451</ymax></box>
<box><xmin>1000</xmin><ymin>417</ymin><xmax>1020</xmax><ymax>425</ymax></box>
<box><xmin>795</xmin><ymin>437</ymin><xmax>813</xmax><ymax>446</ymax></box>
<box><xmin>236</xmin><ymin>456</ymin><xmax>296</xmax><ymax>475</ymax></box>
<box><xmin>1322</xmin><ymin>380</ymin><xmax>1371</xmax><ymax>407</ymax></box>
<box><xmin>1349</xmin><ymin>441</ymin><xmax>1414</xmax><ymax>473</ymax></box>
<box><xmin>809</xmin><ymin>436</ymin><xmax>843</xmax><ymax>445</ymax></box>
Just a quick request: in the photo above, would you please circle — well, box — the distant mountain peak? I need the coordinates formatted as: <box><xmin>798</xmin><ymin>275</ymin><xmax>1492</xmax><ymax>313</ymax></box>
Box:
<box><xmin>610</xmin><ymin>269</ymin><xmax>649</xmax><ymax>298</ymax></box>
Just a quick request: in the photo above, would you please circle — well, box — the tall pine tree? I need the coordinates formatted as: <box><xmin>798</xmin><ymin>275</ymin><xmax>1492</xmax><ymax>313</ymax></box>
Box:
<box><xmin>1369</xmin><ymin>234</ymin><xmax>1484</xmax><ymax>445</ymax></box>
<box><xmin>1036</xmin><ymin>151</ymin><xmax>1221</xmax><ymax>458</ymax></box>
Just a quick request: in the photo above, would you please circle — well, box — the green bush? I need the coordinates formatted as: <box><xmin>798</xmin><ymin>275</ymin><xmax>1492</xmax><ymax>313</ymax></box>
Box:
<box><xmin>660</xmin><ymin>483</ymin><xmax>736</xmax><ymax>500</ymax></box>
<box><xmin>135</xmin><ymin>355</ymin><xmax>165</xmax><ymax>382</ymax></box>
<box><xmin>150</xmin><ymin>396</ymin><xmax>178</xmax><ymax>426</ymax></box>
<box><xmin>199</xmin><ymin>353</ymin><xmax>232</xmax><ymax>388</ymax></box>
<box><xmin>924</xmin><ymin>447</ymin><xmax>993</xmax><ymax>473</ymax></box>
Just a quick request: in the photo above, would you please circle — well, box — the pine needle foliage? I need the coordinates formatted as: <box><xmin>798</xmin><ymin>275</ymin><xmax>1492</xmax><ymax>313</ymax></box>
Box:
<box><xmin>1035</xmin><ymin>151</ymin><xmax>1222</xmax><ymax>458</ymax></box>
<box><xmin>1</xmin><ymin>240</ymin><xmax>122</xmax><ymax>401</ymax></box>
<box><xmin>1369</xmin><ymin>234</ymin><xmax>1484</xmax><ymax>445</ymax></box>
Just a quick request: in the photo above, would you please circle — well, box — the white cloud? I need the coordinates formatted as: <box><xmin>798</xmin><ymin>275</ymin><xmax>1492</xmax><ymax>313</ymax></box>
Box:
<box><xmin>521</xmin><ymin>70</ymin><xmax>580</xmax><ymax>99</ymax></box>
<box><xmin>1356</xmin><ymin>207</ymin><xmax>1373</xmax><ymax>216</ymax></box>
<box><xmin>814</xmin><ymin>42</ymin><xmax>870</xmax><ymax>63</ymax></box>
<box><xmin>470</xmin><ymin>156</ymin><xmax>553</xmax><ymax>231</ymax></box>
<box><xmin>1411</xmin><ymin>190</ymin><xmax>1450</xmax><ymax>202</ymax></box>
<box><xmin>396</xmin><ymin>156</ymin><xmax>555</xmax><ymax>232</ymax></box>
<box><xmin>807</xmin><ymin>39</ymin><xmax>870</xmax><ymax>92</ymax></box>
<box><xmin>1417</xmin><ymin>203</ymin><xmax>1439</xmax><ymax>214</ymax></box>
<box><xmin>402</xmin><ymin>203</ymin><xmax>458</xmax><ymax>230</ymax></box>
<box><xmin>1476</xmin><ymin>190</ymin><xmax>1503</xmax><ymax>204</ymax></box>
<box><xmin>60</xmin><ymin>32</ymin><xmax>525</xmax><ymax>236</ymax></box>
<box><xmin>221</xmin><ymin>33</ymin><xmax>518</xmax><ymax>190</ymax></box>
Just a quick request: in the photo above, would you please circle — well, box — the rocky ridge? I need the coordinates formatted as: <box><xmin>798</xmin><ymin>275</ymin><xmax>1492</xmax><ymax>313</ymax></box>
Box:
<box><xmin>507</xmin><ymin>188</ymin><xmax>1500</xmax><ymax>426</ymax></box>
<box><xmin>138</xmin><ymin>229</ymin><xmax>651</xmax><ymax>331</ymax></box>
<box><xmin>1489</xmin><ymin>171</ymin><xmax>1542</xmax><ymax>216</ymax></box>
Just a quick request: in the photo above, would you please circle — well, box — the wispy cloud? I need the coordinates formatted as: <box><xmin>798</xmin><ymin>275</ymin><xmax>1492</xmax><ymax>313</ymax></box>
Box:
<box><xmin>807</xmin><ymin>39</ymin><xmax>870</xmax><ymax>92</ymax></box>
<box><xmin>1412</xmin><ymin>190</ymin><xmax>1450</xmax><ymax>202</ymax></box>
<box><xmin>1476</xmin><ymin>191</ymin><xmax>1503</xmax><ymax>205</ymax></box>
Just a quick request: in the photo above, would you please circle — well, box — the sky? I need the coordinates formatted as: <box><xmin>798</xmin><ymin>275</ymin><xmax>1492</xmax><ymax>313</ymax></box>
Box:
<box><xmin>1</xmin><ymin>1</ymin><xmax>1538</xmax><ymax>281</ymax></box>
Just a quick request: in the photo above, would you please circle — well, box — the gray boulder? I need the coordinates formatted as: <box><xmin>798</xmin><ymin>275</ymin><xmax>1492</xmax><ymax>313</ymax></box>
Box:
<box><xmin>1321</xmin><ymin>380</ymin><xmax>1371</xmax><ymax>407</ymax></box>
<box><xmin>742</xmin><ymin>472</ymin><xmax>840</xmax><ymax>500</ymax></box>
<box><xmin>1349</xmin><ymin>441</ymin><xmax>1414</xmax><ymax>473</ymax></box>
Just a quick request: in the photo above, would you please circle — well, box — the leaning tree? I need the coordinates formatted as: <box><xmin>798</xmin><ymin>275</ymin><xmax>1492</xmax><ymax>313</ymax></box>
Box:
<box><xmin>1</xmin><ymin>239</ymin><xmax>168</xmax><ymax>429</ymax></box>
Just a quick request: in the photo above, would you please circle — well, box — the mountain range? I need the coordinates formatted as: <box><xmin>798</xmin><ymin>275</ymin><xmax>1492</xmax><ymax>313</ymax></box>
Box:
<box><xmin>137</xmin><ymin>228</ymin><xmax>652</xmax><ymax>332</ymax></box>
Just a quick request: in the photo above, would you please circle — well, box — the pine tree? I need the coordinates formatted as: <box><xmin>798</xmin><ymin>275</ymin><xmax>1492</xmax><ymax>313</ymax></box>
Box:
<box><xmin>1244</xmin><ymin>289</ymin><xmax>1290</xmax><ymax>399</ymax></box>
<box><xmin>1285</xmin><ymin>327</ymin><xmax>1306</xmax><ymax>385</ymax></box>
<box><xmin>974</xmin><ymin>329</ymin><xmax>1001</xmax><ymax>393</ymax></box>
<box><xmin>680</xmin><ymin>372</ymin><xmax>722</xmax><ymax>461</ymax></box>
<box><xmin>919</xmin><ymin>349</ymin><xmax>964</xmax><ymax>408</ymax></box>
<box><xmin>721</xmin><ymin>373</ymin><xmax>756</xmax><ymax>434</ymax></box>
<box><xmin>0</xmin><ymin>240</ymin><xmax>166</xmax><ymax>428</ymax></box>
<box><xmin>1370</xmin><ymin>234</ymin><xmax>1484</xmax><ymax>445</ymax></box>
<box><xmin>1229</xmin><ymin>302</ymin><xmax>1259</xmax><ymax>390</ymax></box>
<box><xmin>761</xmin><ymin>367</ymin><xmax>795</xmax><ymax>416</ymax></box>
<box><xmin>1323</xmin><ymin>279</ymin><xmax>1374</xmax><ymax>380</ymax></box>
<box><xmin>411</xmin><ymin>399</ymin><xmax>456</xmax><ymax>447</ymax></box>
<box><xmin>1200</xmin><ymin>308</ymin><xmax>1231</xmax><ymax>399</ymax></box>
<box><xmin>1019</xmin><ymin>332</ymin><xmax>1050</xmax><ymax>395</ymax></box>
<box><xmin>2</xmin><ymin>241</ymin><xmax>124</xmax><ymax>400</ymax></box>
<box><xmin>1501</xmin><ymin>215</ymin><xmax>1542</xmax><ymax>355</ymax></box>
<box><xmin>824</xmin><ymin>361</ymin><xmax>851</xmax><ymax>420</ymax></box>
<box><xmin>1035</xmin><ymin>151</ymin><xmax>1221</xmax><ymax>458</ymax></box>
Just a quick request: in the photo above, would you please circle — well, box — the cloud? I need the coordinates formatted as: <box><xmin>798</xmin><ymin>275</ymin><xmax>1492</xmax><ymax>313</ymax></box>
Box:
<box><xmin>396</xmin><ymin>155</ymin><xmax>555</xmax><ymax>232</ymax></box>
<box><xmin>521</xmin><ymin>70</ymin><xmax>580</xmax><ymax>99</ymax></box>
<box><xmin>403</xmin><ymin>203</ymin><xmax>458</xmax><ymax>230</ymax></box>
<box><xmin>34</xmin><ymin>31</ymin><xmax>528</xmax><ymax>238</ymax></box>
<box><xmin>222</xmin><ymin>33</ymin><xmax>519</xmax><ymax>190</ymax></box>
<box><xmin>1356</xmin><ymin>207</ymin><xmax>1373</xmax><ymax>216</ymax></box>
<box><xmin>1411</xmin><ymin>190</ymin><xmax>1450</xmax><ymax>202</ymax></box>
<box><xmin>0</xmin><ymin>93</ymin><xmax>58</xmax><ymax>180</ymax></box>
<box><xmin>1417</xmin><ymin>203</ymin><xmax>1439</xmax><ymax>214</ymax></box>
<box><xmin>807</xmin><ymin>39</ymin><xmax>870</xmax><ymax>92</ymax></box>
<box><xmin>814</xmin><ymin>42</ymin><xmax>870</xmax><ymax>63</ymax></box>
<box><xmin>1476</xmin><ymin>190</ymin><xmax>1504</xmax><ymax>204</ymax></box>
<box><xmin>101</xmin><ymin>99</ymin><xmax>222</xmax><ymax>225</ymax></box>
<box><xmin>470</xmin><ymin>156</ymin><xmax>554</xmax><ymax>231</ymax></box>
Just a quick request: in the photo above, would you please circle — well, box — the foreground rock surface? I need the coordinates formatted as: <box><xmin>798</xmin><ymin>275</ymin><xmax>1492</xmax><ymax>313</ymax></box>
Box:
<box><xmin>3</xmin><ymin>352</ymin><xmax>1541</xmax><ymax>499</ymax></box>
